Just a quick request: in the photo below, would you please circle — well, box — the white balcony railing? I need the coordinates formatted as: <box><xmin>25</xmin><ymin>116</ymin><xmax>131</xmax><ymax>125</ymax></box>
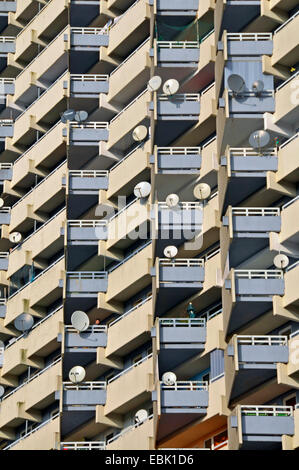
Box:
<box><xmin>70</xmin><ymin>27</ymin><xmax>108</xmax><ymax>35</ymax></box>
<box><xmin>237</xmin><ymin>335</ymin><xmax>288</xmax><ymax>346</ymax></box>
<box><xmin>69</xmin><ymin>121</ymin><xmax>108</xmax><ymax>129</ymax></box>
<box><xmin>67</xmin><ymin>220</ymin><xmax>107</xmax><ymax>228</ymax></box>
<box><xmin>231</xmin><ymin>207</ymin><xmax>280</xmax><ymax>216</ymax></box>
<box><xmin>67</xmin><ymin>271</ymin><xmax>107</xmax><ymax>280</ymax></box>
<box><xmin>229</xmin><ymin>147</ymin><xmax>277</xmax><ymax>157</ymax></box>
<box><xmin>160</xmin><ymin>318</ymin><xmax>206</xmax><ymax>327</ymax></box>
<box><xmin>70</xmin><ymin>74</ymin><xmax>108</xmax><ymax>82</ymax></box>
<box><xmin>227</xmin><ymin>33</ymin><xmax>272</xmax><ymax>41</ymax></box>
<box><xmin>157</xmin><ymin>41</ymin><xmax>199</xmax><ymax>49</ymax></box>
<box><xmin>61</xmin><ymin>441</ymin><xmax>106</xmax><ymax>450</ymax></box>
<box><xmin>65</xmin><ymin>325</ymin><xmax>107</xmax><ymax>333</ymax></box>
<box><xmin>234</xmin><ymin>269</ymin><xmax>283</xmax><ymax>279</ymax></box>
<box><xmin>161</xmin><ymin>381</ymin><xmax>208</xmax><ymax>391</ymax></box>
<box><xmin>159</xmin><ymin>258</ymin><xmax>204</xmax><ymax>267</ymax></box>
<box><xmin>240</xmin><ymin>405</ymin><xmax>293</xmax><ymax>417</ymax></box>
<box><xmin>157</xmin><ymin>147</ymin><xmax>201</xmax><ymax>155</ymax></box>
<box><xmin>158</xmin><ymin>201</ymin><xmax>201</xmax><ymax>210</ymax></box>
<box><xmin>69</xmin><ymin>170</ymin><xmax>108</xmax><ymax>178</ymax></box>
<box><xmin>274</xmin><ymin>9</ymin><xmax>299</xmax><ymax>34</ymax></box>
<box><xmin>63</xmin><ymin>381</ymin><xmax>106</xmax><ymax>390</ymax></box>
<box><xmin>158</xmin><ymin>93</ymin><xmax>200</xmax><ymax>102</ymax></box>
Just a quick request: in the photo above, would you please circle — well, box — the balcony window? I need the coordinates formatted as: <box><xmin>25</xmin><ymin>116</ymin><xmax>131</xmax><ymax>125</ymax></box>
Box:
<box><xmin>204</xmin><ymin>430</ymin><xmax>228</xmax><ymax>450</ymax></box>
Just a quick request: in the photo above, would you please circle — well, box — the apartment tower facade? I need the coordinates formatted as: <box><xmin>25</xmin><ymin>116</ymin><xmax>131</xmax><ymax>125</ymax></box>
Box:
<box><xmin>0</xmin><ymin>0</ymin><xmax>298</xmax><ymax>451</ymax></box>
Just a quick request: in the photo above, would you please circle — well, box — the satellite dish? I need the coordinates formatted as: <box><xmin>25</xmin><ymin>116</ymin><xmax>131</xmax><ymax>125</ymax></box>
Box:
<box><xmin>105</xmin><ymin>19</ymin><xmax>113</xmax><ymax>29</ymax></box>
<box><xmin>227</xmin><ymin>74</ymin><xmax>245</xmax><ymax>95</ymax></box>
<box><xmin>69</xmin><ymin>366</ymin><xmax>86</xmax><ymax>384</ymax></box>
<box><xmin>252</xmin><ymin>80</ymin><xmax>264</xmax><ymax>95</ymax></box>
<box><xmin>164</xmin><ymin>246</ymin><xmax>178</xmax><ymax>259</ymax></box>
<box><xmin>61</xmin><ymin>109</ymin><xmax>76</xmax><ymax>123</ymax></box>
<box><xmin>162</xmin><ymin>372</ymin><xmax>177</xmax><ymax>386</ymax></box>
<box><xmin>135</xmin><ymin>409</ymin><xmax>148</xmax><ymax>423</ymax></box>
<box><xmin>274</xmin><ymin>254</ymin><xmax>289</xmax><ymax>269</ymax></box>
<box><xmin>249</xmin><ymin>130</ymin><xmax>270</xmax><ymax>149</ymax></box>
<box><xmin>132</xmin><ymin>125</ymin><xmax>148</xmax><ymax>142</ymax></box>
<box><xmin>165</xmin><ymin>194</ymin><xmax>179</xmax><ymax>208</ymax></box>
<box><xmin>14</xmin><ymin>313</ymin><xmax>34</xmax><ymax>332</ymax></box>
<box><xmin>147</xmin><ymin>76</ymin><xmax>162</xmax><ymax>92</ymax></box>
<box><xmin>194</xmin><ymin>183</ymin><xmax>211</xmax><ymax>200</ymax></box>
<box><xmin>71</xmin><ymin>311</ymin><xmax>90</xmax><ymax>332</ymax></box>
<box><xmin>74</xmin><ymin>110</ymin><xmax>88</xmax><ymax>123</ymax></box>
<box><xmin>163</xmin><ymin>79</ymin><xmax>180</xmax><ymax>96</ymax></box>
<box><xmin>134</xmin><ymin>181</ymin><xmax>151</xmax><ymax>199</ymax></box>
<box><xmin>9</xmin><ymin>232</ymin><xmax>22</xmax><ymax>244</ymax></box>
<box><xmin>0</xmin><ymin>386</ymin><xmax>5</xmax><ymax>398</ymax></box>
<box><xmin>0</xmin><ymin>198</ymin><xmax>4</xmax><ymax>208</ymax></box>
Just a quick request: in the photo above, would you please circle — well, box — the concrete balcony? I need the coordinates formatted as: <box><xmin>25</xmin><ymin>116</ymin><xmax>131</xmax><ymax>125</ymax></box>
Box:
<box><xmin>12</xmin><ymin>28</ymin><xmax>68</xmax><ymax>107</ymax></box>
<box><xmin>10</xmin><ymin>72</ymin><xmax>67</xmax><ymax>148</ymax></box>
<box><xmin>104</xmin><ymin>353</ymin><xmax>153</xmax><ymax>415</ymax></box>
<box><xmin>0</xmin><ymin>163</ymin><xmax>12</xmax><ymax>181</ymax></box>
<box><xmin>4</xmin><ymin>414</ymin><xmax>60</xmax><ymax>450</ymax></box>
<box><xmin>66</xmin><ymin>272</ymin><xmax>108</xmax><ymax>298</ymax></box>
<box><xmin>154</xmin><ymin>258</ymin><xmax>205</xmax><ymax>315</ymax></box>
<box><xmin>5</xmin><ymin>256</ymin><xmax>64</xmax><ymax>327</ymax></box>
<box><xmin>108</xmin><ymin>0</ymin><xmax>150</xmax><ymax>59</ymax></box>
<box><xmin>154</xmin><ymin>146</ymin><xmax>201</xmax><ymax>175</ymax></box>
<box><xmin>155</xmin><ymin>41</ymin><xmax>200</xmax><ymax>67</ymax></box>
<box><xmin>157</xmin><ymin>93</ymin><xmax>200</xmax><ymax>119</ymax></box>
<box><xmin>1</xmin><ymin>306</ymin><xmax>63</xmax><ymax>382</ymax></box>
<box><xmin>107</xmin><ymin>140</ymin><xmax>151</xmax><ymax>199</ymax></box>
<box><xmin>156</xmin><ymin>381</ymin><xmax>209</xmax><ymax>440</ymax></box>
<box><xmin>0</xmin><ymin>119</ymin><xmax>13</xmax><ymax>140</ymax></box>
<box><xmin>219</xmin><ymin>147</ymin><xmax>278</xmax><ymax>213</ymax></box>
<box><xmin>275</xmin><ymin>133</ymin><xmax>299</xmax><ymax>186</ymax></box>
<box><xmin>107</xmin><ymin>89</ymin><xmax>149</xmax><ymax>152</ymax></box>
<box><xmin>0</xmin><ymin>252</ymin><xmax>8</xmax><ymax>271</ymax></box>
<box><xmin>68</xmin><ymin>170</ymin><xmax>108</xmax><ymax>194</ymax></box>
<box><xmin>69</xmin><ymin>74</ymin><xmax>109</xmax><ymax>98</ymax></box>
<box><xmin>221</xmin><ymin>206</ymin><xmax>281</xmax><ymax>268</ymax></box>
<box><xmin>156</xmin><ymin>0</ymin><xmax>199</xmax><ymax>14</ymax></box>
<box><xmin>65</xmin><ymin>325</ymin><xmax>107</xmax><ymax>352</ymax></box>
<box><xmin>229</xmin><ymin>405</ymin><xmax>294</xmax><ymax>450</ymax></box>
<box><xmin>226</xmin><ymin>32</ymin><xmax>273</xmax><ymax>57</ymax></box>
<box><xmin>67</xmin><ymin>122</ymin><xmax>109</xmax><ymax>146</ymax></box>
<box><xmin>276</xmin><ymin>261</ymin><xmax>299</xmax><ymax>315</ymax></box>
<box><xmin>7</xmin><ymin>208</ymin><xmax>65</xmax><ymax>279</ymax></box>
<box><xmin>225</xmin><ymin>335</ymin><xmax>289</xmax><ymax>405</ymax></box>
<box><xmin>156</xmin><ymin>318</ymin><xmax>206</xmax><ymax>373</ymax></box>
<box><xmin>67</xmin><ymin>220</ymin><xmax>108</xmax><ymax>245</ymax></box>
<box><xmin>9</xmin><ymin>161</ymin><xmax>66</xmax><ymax>233</ymax></box>
<box><xmin>70</xmin><ymin>27</ymin><xmax>108</xmax><ymax>49</ymax></box>
<box><xmin>105</xmin><ymin>296</ymin><xmax>152</xmax><ymax>358</ymax></box>
<box><xmin>271</xmin><ymin>11</ymin><xmax>299</xmax><ymax>67</ymax></box>
<box><xmin>0</xmin><ymin>358</ymin><xmax>61</xmax><ymax>439</ymax></box>
<box><xmin>13</xmin><ymin>0</ymin><xmax>68</xmax><ymax>65</ymax></box>
<box><xmin>61</xmin><ymin>382</ymin><xmax>106</xmax><ymax>409</ymax></box>
<box><xmin>223</xmin><ymin>269</ymin><xmax>284</xmax><ymax>335</ymax></box>
<box><xmin>279</xmin><ymin>196</ymin><xmax>299</xmax><ymax>248</ymax></box>
<box><xmin>108</xmin><ymin>38</ymin><xmax>150</xmax><ymax>106</ymax></box>
<box><xmin>0</xmin><ymin>208</ymin><xmax>10</xmax><ymax>225</ymax></box>
<box><xmin>107</xmin><ymin>415</ymin><xmax>154</xmax><ymax>450</ymax></box>
<box><xmin>104</xmin><ymin>241</ymin><xmax>151</xmax><ymax>304</ymax></box>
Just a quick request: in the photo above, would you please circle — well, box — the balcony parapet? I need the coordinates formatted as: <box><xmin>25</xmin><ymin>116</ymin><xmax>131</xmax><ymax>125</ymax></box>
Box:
<box><xmin>60</xmin><ymin>441</ymin><xmax>106</xmax><ymax>450</ymax></box>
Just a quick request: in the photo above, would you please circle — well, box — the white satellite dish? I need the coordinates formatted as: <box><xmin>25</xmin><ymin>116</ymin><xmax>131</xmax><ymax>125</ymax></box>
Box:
<box><xmin>163</xmin><ymin>79</ymin><xmax>180</xmax><ymax>96</ymax></box>
<box><xmin>135</xmin><ymin>409</ymin><xmax>148</xmax><ymax>423</ymax></box>
<box><xmin>71</xmin><ymin>311</ymin><xmax>90</xmax><ymax>332</ymax></box>
<box><xmin>9</xmin><ymin>232</ymin><xmax>22</xmax><ymax>244</ymax></box>
<box><xmin>162</xmin><ymin>371</ymin><xmax>177</xmax><ymax>386</ymax></box>
<box><xmin>0</xmin><ymin>198</ymin><xmax>4</xmax><ymax>208</ymax></box>
<box><xmin>134</xmin><ymin>181</ymin><xmax>151</xmax><ymax>199</ymax></box>
<box><xmin>164</xmin><ymin>246</ymin><xmax>178</xmax><ymax>259</ymax></box>
<box><xmin>252</xmin><ymin>80</ymin><xmax>264</xmax><ymax>95</ymax></box>
<box><xmin>249</xmin><ymin>130</ymin><xmax>270</xmax><ymax>149</ymax></box>
<box><xmin>14</xmin><ymin>313</ymin><xmax>34</xmax><ymax>332</ymax></box>
<box><xmin>194</xmin><ymin>183</ymin><xmax>211</xmax><ymax>200</ymax></box>
<box><xmin>274</xmin><ymin>254</ymin><xmax>289</xmax><ymax>269</ymax></box>
<box><xmin>74</xmin><ymin>110</ymin><xmax>88</xmax><ymax>123</ymax></box>
<box><xmin>165</xmin><ymin>194</ymin><xmax>179</xmax><ymax>208</ymax></box>
<box><xmin>227</xmin><ymin>74</ymin><xmax>245</xmax><ymax>95</ymax></box>
<box><xmin>0</xmin><ymin>385</ymin><xmax>5</xmax><ymax>398</ymax></box>
<box><xmin>69</xmin><ymin>366</ymin><xmax>86</xmax><ymax>384</ymax></box>
<box><xmin>147</xmin><ymin>76</ymin><xmax>162</xmax><ymax>92</ymax></box>
<box><xmin>61</xmin><ymin>109</ymin><xmax>76</xmax><ymax>123</ymax></box>
<box><xmin>132</xmin><ymin>125</ymin><xmax>148</xmax><ymax>142</ymax></box>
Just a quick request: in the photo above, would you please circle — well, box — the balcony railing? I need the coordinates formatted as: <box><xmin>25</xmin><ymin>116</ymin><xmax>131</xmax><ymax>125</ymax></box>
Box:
<box><xmin>69</xmin><ymin>170</ymin><xmax>108</xmax><ymax>178</ymax></box>
<box><xmin>160</xmin><ymin>318</ymin><xmax>206</xmax><ymax>328</ymax></box>
<box><xmin>65</xmin><ymin>325</ymin><xmax>107</xmax><ymax>333</ymax></box>
<box><xmin>158</xmin><ymin>93</ymin><xmax>200</xmax><ymax>102</ymax></box>
<box><xmin>107</xmin><ymin>415</ymin><xmax>154</xmax><ymax>444</ymax></box>
<box><xmin>282</xmin><ymin>195</ymin><xmax>299</xmax><ymax>210</ymax></box>
<box><xmin>157</xmin><ymin>41</ymin><xmax>199</xmax><ymax>49</ymax></box>
<box><xmin>67</xmin><ymin>272</ymin><xmax>107</xmax><ymax>280</ymax></box>
<box><xmin>158</xmin><ymin>202</ymin><xmax>201</xmax><ymax>210</ymax></box>
<box><xmin>110</xmin><ymin>89</ymin><xmax>147</xmax><ymax>123</ymax></box>
<box><xmin>67</xmin><ymin>220</ymin><xmax>107</xmax><ymax>228</ymax></box>
<box><xmin>108</xmin><ymin>353</ymin><xmax>152</xmax><ymax>384</ymax></box>
<box><xmin>234</xmin><ymin>269</ymin><xmax>283</xmax><ymax>279</ymax></box>
<box><xmin>61</xmin><ymin>442</ymin><xmax>106</xmax><ymax>450</ymax></box>
<box><xmin>227</xmin><ymin>33</ymin><xmax>272</xmax><ymax>41</ymax></box>
<box><xmin>1</xmin><ymin>357</ymin><xmax>61</xmax><ymax>401</ymax></box>
<box><xmin>159</xmin><ymin>258</ymin><xmax>204</xmax><ymax>267</ymax></box>
<box><xmin>240</xmin><ymin>405</ymin><xmax>293</xmax><ymax>417</ymax></box>
<box><xmin>3</xmin><ymin>413</ymin><xmax>60</xmax><ymax>450</ymax></box>
<box><xmin>237</xmin><ymin>335</ymin><xmax>288</xmax><ymax>346</ymax></box>
<box><xmin>69</xmin><ymin>122</ymin><xmax>108</xmax><ymax>129</ymax></box>
<box><xmin>158</xmin><ymin>147</ymin><xmax>200</xmax><ymax>155</ymax></box>
<box><xmin>63</xmin><ymin>381</ymin><xmax>106</xmax><ymax>390</ymax></box>
<box><xmin>70</xmin><ymin>27</ymin><xmax>107</xmax><ymax>35</ymax></box>
<box><xmin>110</xmin><ymin>37</ymin><xmax>150</xmax><ymax>76</ymax></box>
<box><xmin>231</xmin><ymin>207</ymin><xmax>280</xmax><ymax>216</ymax></box>
<box><xmin>108</xmin><ymin>241</ymin><xmax>151</xmax><ymax>274</ymax></box>
<box><xmin>229</xmin><ymin>148</ymin><xmax>277</xmax><ymax>157</ymax></box>
<box><xmin>161</xmin><ymin>381</ymin><xmax>208</xmax><ymax>391</ymax></box>
<box><xmin>109</xmin><ymin>295</ymin><xmax>152</xmax><ymax>327</ymax></box>
<box><xmin>70</xmin><ymin>74</ymin><xmax>109</xmax><ymax>82</ymax></box>
<box><xmin>274</xmin><ymin>9</ymin><xmax>299</xmax><ymax>34</ymax></box>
